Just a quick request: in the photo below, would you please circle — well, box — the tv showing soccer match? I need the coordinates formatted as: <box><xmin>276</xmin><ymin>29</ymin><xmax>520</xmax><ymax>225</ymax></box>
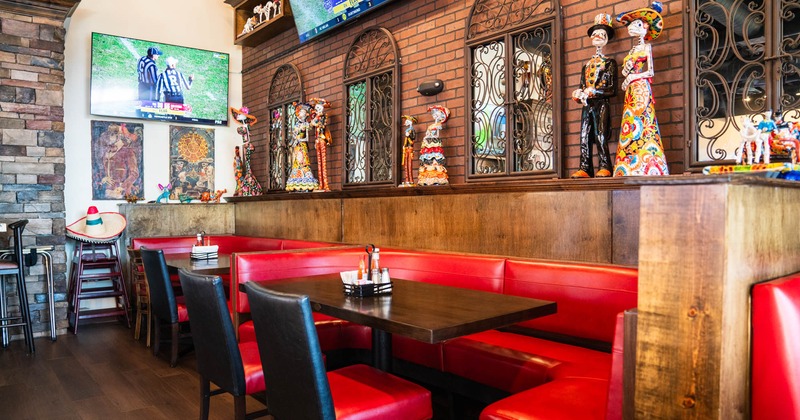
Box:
<box><xmin>90</xmin><ymin>32</ymin><xmax>230</xmax><ymax>126</ymax></box>
<box><xmin>291</xmin><ymin>0</ymin><xmax>398</xmax><ymax>43</ymax></box>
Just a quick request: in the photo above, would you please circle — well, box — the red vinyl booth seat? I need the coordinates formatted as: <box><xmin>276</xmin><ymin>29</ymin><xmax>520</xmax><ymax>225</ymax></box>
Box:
<box><xmin>752</xmin><ymin>273</ymin><xmax>800</xmax><ymax>420</ymax></box>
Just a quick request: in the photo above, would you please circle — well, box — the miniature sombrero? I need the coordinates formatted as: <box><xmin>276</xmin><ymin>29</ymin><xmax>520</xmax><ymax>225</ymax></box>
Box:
<box><xmin>617</xmin><ymin>1</ymin><xmax>664</xmax><ymax>41</ymax></box>
<box><xmin>588</xmin><ymin>13</ymin><xmax>615</xmax><ymax>40</ymax></box>
<box><xmin>66</xmin><ymin>206</ymin><xmax>127</xmax><ymax>243</ymax></box>
<box><xmin>230</xmin><ymin>106</ymin><xmax>258</xmax><ymax>126</ymax></box>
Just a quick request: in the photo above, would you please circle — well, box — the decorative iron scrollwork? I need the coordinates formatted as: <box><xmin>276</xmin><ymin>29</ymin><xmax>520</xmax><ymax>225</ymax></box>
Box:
<box><xmin>467</xmin><ymin>0</ymin><xmax>554</xmax><ymax>41</ymax></box>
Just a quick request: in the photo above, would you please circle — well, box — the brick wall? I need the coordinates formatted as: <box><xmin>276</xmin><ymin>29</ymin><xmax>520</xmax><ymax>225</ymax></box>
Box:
<box><xmin>241</xmin><ymin>0</ymin><xmax>686</xmax><ymax>189</ymax></box>
<box><xmin>0</xmin><ymin>7</ymin><xmax>70</xmax><ymax>338</ymax></box>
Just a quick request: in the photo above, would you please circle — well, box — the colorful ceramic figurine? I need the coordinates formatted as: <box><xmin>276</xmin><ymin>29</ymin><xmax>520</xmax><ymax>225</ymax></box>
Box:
<box><xmin>156</xmin><ymin>183</ymin><xmax>171</xmax><ymax>203</ymax></box>
<box><xmin>571</xmin><ymin>13</ymin><xmax>617</xmax><ymax>178</ymax></box>
<box><xmin>417</xmin><ymin>105</ymin><xmax>451</xmax><ymax>186</ymax></box>
<box><xmin>400</xmin><ymin>115</ymin><xmax>418</xmax><ymax>187</ymax></box>
<box><xmin>309</xmin><ymin>98</ymin><xmax>331</xmax><ymax>192</ymax></box>
<box><xmin>233</xmin><ymin>145</ymin><xmax>243</xmax><ymax>196</ymax></box>
<box><xmin>230</xmin><ymin>106</ymin><xmax>263</xmax><ymax>196</ymax></box>
<box><xmin>286</xmin><ymin>102</ymin><xmax>320</xmax><ymax>192</ymax></box>
<box><xmin>736</xmin><ymin>118</ymin><xmax>760</xmax><ymax>165</ymax></box>
<box><xmin>613</xmin><ymin>1</ymin><xmax>670</xmax><ymax>176</ymax></box>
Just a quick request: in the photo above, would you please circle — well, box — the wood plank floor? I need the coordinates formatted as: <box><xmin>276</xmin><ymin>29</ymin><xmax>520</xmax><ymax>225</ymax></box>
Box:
<box><xmin>0</xmin><ymin>322</ymin><xmax>483</xmax><ymax>419</ymax></box>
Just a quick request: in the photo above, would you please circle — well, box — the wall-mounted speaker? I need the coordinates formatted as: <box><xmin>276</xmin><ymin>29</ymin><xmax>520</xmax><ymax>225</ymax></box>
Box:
<box><xmin>417</xmin><ymin>79</ymin><xmax>444</xmax><ymax>96</ymax></box>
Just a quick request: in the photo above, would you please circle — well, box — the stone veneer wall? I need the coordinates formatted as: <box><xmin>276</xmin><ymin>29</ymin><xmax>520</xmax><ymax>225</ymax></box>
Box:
<box><xmin>0</xmin><ymin>1</ymin><xmax>78</xmax><ymax>339</ymax></box>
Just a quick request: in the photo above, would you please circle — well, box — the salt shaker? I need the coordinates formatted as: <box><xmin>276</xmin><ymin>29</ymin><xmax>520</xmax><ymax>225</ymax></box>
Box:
<box><xmin>381</xmin><ymin>267</ymin><xmax>390</xmax><ymax>284</ymax></box>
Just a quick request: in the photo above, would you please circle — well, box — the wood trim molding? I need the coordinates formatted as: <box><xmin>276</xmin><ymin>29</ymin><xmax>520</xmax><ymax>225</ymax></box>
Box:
<box><xmin>0</xmin><ymin>0</ymin><xmax>80</xmax><ymax>20</ymax></box>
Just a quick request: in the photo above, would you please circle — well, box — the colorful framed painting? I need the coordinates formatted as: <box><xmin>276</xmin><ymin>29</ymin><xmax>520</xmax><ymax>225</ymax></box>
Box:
<box><xmin>91</xmin><ymin>120</ymin><xmax>144</xmax><ymax>200</ymax></box>
<box><xmin>169</xmin><ymin>125</ymin><xmax>215</xmax><ymax>200</ymax></box>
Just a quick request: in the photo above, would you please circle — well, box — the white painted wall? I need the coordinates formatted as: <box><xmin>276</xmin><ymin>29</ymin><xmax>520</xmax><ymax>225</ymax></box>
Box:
<box><xmin>63</xmin><ymin>0</ymin><xmax>242</xmax><ymax>310</ymax></box>
<box><xmin>64</xmin><ymin>0</ymin><xmax>242</xmax><ymax>225</ymax></box>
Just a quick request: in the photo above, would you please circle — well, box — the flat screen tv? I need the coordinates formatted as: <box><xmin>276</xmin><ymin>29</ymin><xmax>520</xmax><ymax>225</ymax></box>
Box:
<box><xmin>292</xmin><ymin>0</ymin><xmax>397</xmax><ymax>43</ymax></box>
<box><xmin>90</xmin><ymin>32</ymin><xmax>229</xmax><ymax>126</ymax></box>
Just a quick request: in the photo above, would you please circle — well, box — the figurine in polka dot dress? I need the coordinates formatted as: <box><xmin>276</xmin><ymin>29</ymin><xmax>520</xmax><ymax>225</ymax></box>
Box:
<box><xmin>571</xmin><ymin>13</ymin><xmax>617</xmax><ymax>178</ymax></box>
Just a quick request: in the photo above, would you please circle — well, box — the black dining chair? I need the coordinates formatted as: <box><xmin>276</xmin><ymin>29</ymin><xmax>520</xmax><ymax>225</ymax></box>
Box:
<box><xmin>0</xmin><ymin>220</ymin><xmax>34</xmax><ymax>354</ymax></box>
<box><xmin>178</xmin><ymin>269</ymin><xmax>268</xmax><ymax>420</ymax></box>
<box><xmin>140</xmin><ymin>247</ymin><xmax>190</xmax><ymax>367</ymax></box>
<box><xmin>244</xmin><ymin>281</ymin><xmax>433</xmax><ymax>420</ymax></box>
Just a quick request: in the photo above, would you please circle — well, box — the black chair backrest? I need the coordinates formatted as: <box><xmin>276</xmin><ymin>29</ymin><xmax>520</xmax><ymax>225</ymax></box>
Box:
<box><xmin>8</xmin><ymin>220</ymin><xmax>27</xmax><ymax>266</ymax></box>
<box><xmin>245</xmin><ymin>282</ymin><xmax>335</xmax><ymax>420</ymax></box>
<box><xmin>178</xmin><ymin>269</ymin><xmax>246</xmax><ymax>396</ymax></box>
<box><xmin>140</xmin><ymin>248</ymin><xmax>179</xmax><ymax>323</ymax></box>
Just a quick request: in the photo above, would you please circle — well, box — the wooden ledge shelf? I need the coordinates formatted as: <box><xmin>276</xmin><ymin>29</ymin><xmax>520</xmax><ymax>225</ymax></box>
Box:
<box><xmin>232</xmin><ymin>0</ymin><xmax>295</xmax><ymax>47</ymax></box>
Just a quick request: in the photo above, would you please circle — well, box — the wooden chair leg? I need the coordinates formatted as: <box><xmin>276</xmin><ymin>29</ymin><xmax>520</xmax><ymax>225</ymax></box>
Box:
<box><xmin>234</xmin><ymin>395</ymin><xmax>246</xmax><ymax>420</ymax></box>
<box><xmin>200</xmin><ymin>376</ymin><xmax>211</xmax><ymax>420</ymax></box>
<box><xmin>145</xmin><ymin>307</ymin><xmax>151</xmax><ymax>348</ymax></box>
<box><xmin>170</xmin><ymin>322</ymin><xmax>179</xmax><ymax>367</ymax></box>
<box><xmin>134</xmin><ymin>305</ymin><xmax>142</xmax><ymax>340</ymax></box>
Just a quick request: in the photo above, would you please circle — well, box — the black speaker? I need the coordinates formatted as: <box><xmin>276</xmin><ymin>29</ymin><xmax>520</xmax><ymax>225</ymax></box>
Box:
<box><xmin>417</xmin><ymin>79</ymin><xmax>444</xmax><ymax>96</ymax></box>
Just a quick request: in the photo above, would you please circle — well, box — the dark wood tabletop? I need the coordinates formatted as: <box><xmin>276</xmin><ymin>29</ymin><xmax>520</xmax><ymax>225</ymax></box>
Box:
<box><xmin>244</xmin><ymin>274</ymin><xmax>557</xmax><ymax>344</ymax></box>
<box><xmin>165</xmin><ymin>253</ymin><xmax>230</xmax><ymax>276</ymax></box>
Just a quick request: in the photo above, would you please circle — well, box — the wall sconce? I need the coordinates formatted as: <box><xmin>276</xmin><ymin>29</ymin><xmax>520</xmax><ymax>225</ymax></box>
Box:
<box><xmin>417</xmin><ymin>79</ymin><xmax>444</xmax><ymax>96</ymax></box>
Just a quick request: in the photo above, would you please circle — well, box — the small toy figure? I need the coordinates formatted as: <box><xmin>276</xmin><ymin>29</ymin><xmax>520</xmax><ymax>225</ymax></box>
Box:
<box><xmin>736</xmin><ymin>117</ymin><xmax>760</xmax><ymax>165</ymax></box>
<box><xmin>178</xmin><ymin>194</ymin><xmax>193</xmax><ymax>203</ymax></box>
<box><xmin>756</xmin><ymin>110</ymin><xmax>777</xmax><ymax>164</ymax></box>
<box><xmin>156</xmin><ymin>183</ymin><xmax>171</xmax><ymax>203</ymax></box>
<box><xmin>199</xmin><ymin>191</ymin><xmax>211</xmax><ymax>202</ymax></box>
<box><xmin>570</xmin><ymin>13</ymin><xmax>617</xmax><ymax>178</ymax></box>
<box><xmin>211</xmin><ymin>189</ymin><xmax>227</xmax><ymax>203</ymax></box>
<box><xmin>309</xmin><ymin>98</ymin><xmax>332</xmax><ymax>191</ymax></box>
<box><xmin>417</xmin><ymin>105</ymin><xmax>451</xmax><ymax>186</ymax></box>
<box><xmin>613</xmin><ymin>1</ymin><xmax>670</xmax><ymax>176</ymax></box>
<box><xmin>124</xmin><ymin>194</ymin><xmax>141</xmax><ymax>203</ymax></box>
<box><xmin>254</xmin><ymin>4</ymin><xmax>267</xmax><ymax>23</ymax></box>
<box><xmin>273</xmin><ymin>0</ymin><xmax>281</xmax><ymax>16</ymax></box>
<box><xmin>230</xmin><ymin>106</ymin><xmax>263</xmax><ymax>196</ymax></box>
<box><xmin>240</xmin><ymin>16</ymin><xmax>257</xmax><ymax>36</ymax></box>
<box><xmin>400</xmin><ymin>115</ymin><xmax>418</xmax><ymax>187</ymax></box>
<box><xmin>286</xmin><ymin>102</ymin><xmax>320</xmax><ymax>192</ymax></box>
<box><xmin>233</xmin><ymin>145</ymin><xmax>243</xmax><ymax>196</ymax></box>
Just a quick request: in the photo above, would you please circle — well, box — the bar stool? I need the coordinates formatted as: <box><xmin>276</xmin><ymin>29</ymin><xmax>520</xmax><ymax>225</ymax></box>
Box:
<box><xmin>0</xmin><ymin>220</ymin><xmax>35</xmax><ymax>354</ymax></box>
<box><xmin>127</xmin><ymin>247</ymin><xmax>151</xmax><ymax>347</ymax></box>
<box><xmin>67</xmin><ymin>238</ymin><xmax>131</xmax><ymax>334</ymax></box>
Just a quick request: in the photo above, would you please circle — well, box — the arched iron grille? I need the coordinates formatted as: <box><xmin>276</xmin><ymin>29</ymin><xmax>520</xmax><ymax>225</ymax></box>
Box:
<box><xmin>466</xmin><ymin>0</ymin><xmax>559</xmax><ymax>180</ymax></box>
<box><xmin>343</xmin><ymin>27</ymin><xmax>399</xmax><ymax>187</ymax></box>
<box><xmin>689</xmin><ymin>0</ymin><xmax>800</xmax><ymax>167</ymax></box>
<box><xmin>267</xmin><ymin>64</ymin><xmax>303</xmax><ymax>190</ymax></box>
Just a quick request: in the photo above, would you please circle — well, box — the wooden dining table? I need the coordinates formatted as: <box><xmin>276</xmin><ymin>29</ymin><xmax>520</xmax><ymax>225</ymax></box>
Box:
<box><xmin>243</xmin><ymin>274</ymin><xmax>557</xmax><ymax>371</ymax></box>
<box><xmin>164</xmin><ymin>253</ymin><xmax>231</xmax><ymax>276</ymax></box>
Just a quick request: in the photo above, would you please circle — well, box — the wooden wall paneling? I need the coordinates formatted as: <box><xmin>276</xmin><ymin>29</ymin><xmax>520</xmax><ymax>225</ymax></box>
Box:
<box><xmin>612</xmin><ymin>189</ymin><xmax>640</xmax><ymax>266</ymax></box>
<box><xmin>634</xmin><ymin>181</ymin><xmax>800</xmax><ymax>419</ymax></box>
<box><xmin>234</xmin><ymin>200</ymin><xmax>343</xmax><ymax>242</ymax></box>
<box><xmin>342</xmin><ymin>191</ymin><xmax>614</xmax><ymax>262</ymax></box>
<box><xmin>118</xmin><ymin>203</ymin><xmax>235</xmax><ymax>248</ymax></box>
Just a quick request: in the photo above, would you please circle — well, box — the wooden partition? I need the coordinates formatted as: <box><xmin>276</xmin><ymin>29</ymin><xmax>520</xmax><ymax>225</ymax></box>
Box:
<box><xmin>634</xmin><ymin>176</ymin><xmax>800</xmax><ymax>419</ymax></box>
<box><xmin>231</xmin><ymin>182</ymin><xmax>641</xmax><ymax>265</ymax></box>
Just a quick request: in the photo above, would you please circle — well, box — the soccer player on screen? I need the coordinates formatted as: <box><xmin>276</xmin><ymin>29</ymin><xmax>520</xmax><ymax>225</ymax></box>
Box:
<box><xmin>137</xmin><ymin>46</ymin><xmax>161</xmax><ymax>101</ymax></box>
<box><xmin>157</xmin><ymin>56</ymin><xmax>194</xmax><ymax>104</ymax></box>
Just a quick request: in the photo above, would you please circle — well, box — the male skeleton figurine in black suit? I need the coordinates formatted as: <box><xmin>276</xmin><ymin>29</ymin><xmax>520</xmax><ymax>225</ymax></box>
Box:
<box><xmin>571</xmin><ymin>13</ymin><xmax>617</xmax><ymax>178</ymax></box>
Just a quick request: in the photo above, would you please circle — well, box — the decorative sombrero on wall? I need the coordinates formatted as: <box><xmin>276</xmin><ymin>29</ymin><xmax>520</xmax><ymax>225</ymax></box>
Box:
<box><xmin>617</xmin><ymin>1</ymin><xmax>664</xmax><ymax>41</ymax></box>
<box><xmin>66</xmin><ymin>206</ymin><xmax>127</xmax><ymax>243</ymax></box>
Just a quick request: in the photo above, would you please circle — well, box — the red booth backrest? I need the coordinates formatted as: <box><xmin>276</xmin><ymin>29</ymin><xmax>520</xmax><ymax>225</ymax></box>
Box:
<box><xmin>232</xmin><ymin>247</ymin><xmax>364</xmax><ymax>313</ymax></box>
<box><xmin>751</xmin><ymin>273</ymin><xmax>800</xmax><ymax>420</ymax></box>
<box><xmin>131</xmin><ymin>235</ymin><xmax>339</xmax><ymax>255</ymax></box>
<box><xmin>504</xmin><ymin>259</ymin><xmax>638</xmax><ymax>343</ymax></box>
<box><xmin>379</xmin><ymin>249</ymin><xmax>506</xmax><ymax>293</ymax></box>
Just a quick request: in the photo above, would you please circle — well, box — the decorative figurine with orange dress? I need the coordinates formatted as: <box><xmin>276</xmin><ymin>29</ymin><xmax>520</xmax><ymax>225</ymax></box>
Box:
<box><xmin>417</xmin><ymin>105</ymin><xmax>451</xmax><ymax>186</ymax></box>
<box><xmin>571</xmin><ymin>13</ymin><xmax>617</xmax><ymax>178</ymax></box>
<box><xmin>230</xmin><ymin>106</ymin><xmax>264</xmax><ymax>195</ymax></box>
<box><xmin>400</xmin><ymin>115</ymin><xmax>418</xmax><ymax>187</ymax></box>
<box><xmin>613</xmin><ymin>1</ymin><xmax>669</xmax><ymax>176</ymax></box>
<box><xmin>309</xmin><ymin>97</ymin><xmax>331</xmax><ymax>191</ymax></box>
<box><xmin>286</xmin><ymin>102</ymin><xmax>320</xmax><ymax>192</ymax></box>
<box><xmin>233</xmin><ymin>145</ymin><xmax>243</xmax><ymax>196</ymax></box>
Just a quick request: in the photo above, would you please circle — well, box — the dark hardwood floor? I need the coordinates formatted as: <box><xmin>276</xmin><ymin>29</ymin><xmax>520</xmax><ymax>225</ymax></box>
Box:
<box><xmin>0</xmin><ymin>322</ymin><xmax>485</xmax><ymax>419</ymax></box>
<box><xmin>0</xmin><ymin>322</ymin><xmax>266</xmax><ymax>420</ymax></box>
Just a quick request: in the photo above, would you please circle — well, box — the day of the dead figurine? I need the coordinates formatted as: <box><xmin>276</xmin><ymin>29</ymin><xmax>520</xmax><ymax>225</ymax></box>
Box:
<box><xmin>400</xmin><ymin>115</ymin><xmax>418</xmax><ymax>187</ymax></box>
<box><xmin>571</xmin><ymin>13</ymin><xmax>617</xmax><ymax>178</ymax></box>
<box><xmin>613</xmin><ymin>1</ymin><xmax>670</xmax><ymax>176</ymax></box>
<box><xmin>286</xmin><ymin>102</ymin><xmax>320</xmax><ymax>192</ymax></box>
<box><xmin>417</xmin><ymin>105</ymin><xmax>451</xmax><ymax>186</ymax></box>
<box><xmin>309</xmin><ymin>97</ymin><xmax>332</xmax><ymax>191</ymax></box>
<box><xmin>230</xmin><ymin>106</ymin><xmax>263</xmax><ymax>196</ymax></box>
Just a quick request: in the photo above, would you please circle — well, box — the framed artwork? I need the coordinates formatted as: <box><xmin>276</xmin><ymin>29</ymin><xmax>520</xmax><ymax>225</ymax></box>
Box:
<box><xmin>91</xmin><ymin>120</ymin><xmax>144</xmax><ymax>200</ymax></box>
<box><xmin>169</xmin><ymin>125</ymin><xmax>215</xmax><ymax>199</ymax></box>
